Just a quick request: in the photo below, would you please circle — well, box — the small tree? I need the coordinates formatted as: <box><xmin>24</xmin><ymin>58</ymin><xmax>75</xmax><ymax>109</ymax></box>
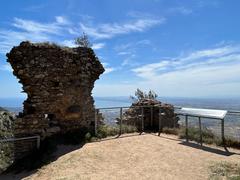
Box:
<box><xmin>130</xmin><ymin>89</ymin><xmax>158</xmax><ymax>102</ymax></box>
<box><xmin>74</xmin><ymin>32</ymin><xmax>92</xmax><ymax>48</ymax></box>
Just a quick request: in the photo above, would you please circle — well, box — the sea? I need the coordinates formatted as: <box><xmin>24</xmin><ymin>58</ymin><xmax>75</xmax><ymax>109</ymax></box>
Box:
<box><xmin>0</xmin><ymin>96</ymin><xmax>240</xmax><ymax>139</ymax></box>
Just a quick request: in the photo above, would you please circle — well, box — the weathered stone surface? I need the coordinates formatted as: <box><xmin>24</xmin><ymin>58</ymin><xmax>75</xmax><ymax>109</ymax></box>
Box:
<box><xmin>122</xmin><ymin>98</ymin><xmax>179</xmax><ymax>130</ymax></box>
<box><xmin>7</xmin><ymin>41</ymin><xmax>104</xmax><ymax>138</ymax></box>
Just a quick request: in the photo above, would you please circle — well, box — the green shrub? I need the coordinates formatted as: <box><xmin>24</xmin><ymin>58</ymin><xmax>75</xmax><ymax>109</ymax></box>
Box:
<box><xmin>0</xmin><ymin>142</ymin><xmax>14</xmax><ymax>173</ymax></box>
<box><xmin>179</xmin><ymin>126</ymin><xmax>219</xmax><ymax>144</ymax></box>
<box><xmin>162</xmin><ymin>127</ymin><xmax>179</xmax><ymax>135</ymax></box>
<box><xmin>84</xmin><ymin>132</ymin><xmax>92</xmax><ymax>142</ymax></box>
<box><xmin>96</xmin><ymin>124</ymin><xmax>138</xmax><ymax>139</ymax></box>
<box><xmin>162</xmin><ymin>126</ymin><xmax>240</xmax><ymax>149</ymax></box>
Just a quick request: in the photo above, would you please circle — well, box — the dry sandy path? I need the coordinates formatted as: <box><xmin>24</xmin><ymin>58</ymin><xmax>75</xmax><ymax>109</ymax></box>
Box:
<box><xmin>2</xmin><ymin>133</ymin><xmax>240</xmax><ymax>180</ymax></box>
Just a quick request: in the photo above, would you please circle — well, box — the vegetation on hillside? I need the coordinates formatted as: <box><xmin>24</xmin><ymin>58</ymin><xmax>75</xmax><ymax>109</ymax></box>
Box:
<box><xmin>0</xmin><ymin>107</ymin><xmax>6</xmax><ymax>111</ymax></box>
<box><xmin>0</xmin><ymin>110</ymin><xmax>14</xmax><ymax>173</ymax></box>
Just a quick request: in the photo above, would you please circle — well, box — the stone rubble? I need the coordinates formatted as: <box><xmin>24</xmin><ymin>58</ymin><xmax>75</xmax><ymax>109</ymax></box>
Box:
<box><xmin>122</xmin><ymin>98</ymin><xmax>179</xmax><ymax>130</ymax></box>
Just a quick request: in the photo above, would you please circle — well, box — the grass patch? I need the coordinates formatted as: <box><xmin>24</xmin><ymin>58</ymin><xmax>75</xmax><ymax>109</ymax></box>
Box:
<box><xmin>209</xmin><ymin>162</ymin><xmax>240</xmax><ymax>179</ymax></box>
<box><xmin>162</xmin><ymin>127</ymin><xmax>180</xmax><ymax>135</ymax></box>
<box><xmin>96</xmin><ymin>124</ymin><xmax>138</xmax><ymax>139</ymax></box>
<box><xmin>179</xmin><ymin>126</ymin><xmax>219</xmax><ymax>145</ymax></box>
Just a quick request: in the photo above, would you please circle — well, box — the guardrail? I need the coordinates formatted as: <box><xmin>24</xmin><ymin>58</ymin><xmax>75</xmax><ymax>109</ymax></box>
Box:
<box><xmin>95</xmin><ymin>105</ymin><xmax>240</xmax><ymax>146</ymax></box>
<box><xmin>0</xmin><ymin>135</ymin><xmax>41</xmax><ymax>149</ymax></box>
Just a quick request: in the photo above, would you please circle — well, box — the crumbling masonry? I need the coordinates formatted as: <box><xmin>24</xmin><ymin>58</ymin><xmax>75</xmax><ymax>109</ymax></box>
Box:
<box><xmin>7</xmin><ymin>41</ymin><xmax>104</xmax><ymax>138</ymax></box>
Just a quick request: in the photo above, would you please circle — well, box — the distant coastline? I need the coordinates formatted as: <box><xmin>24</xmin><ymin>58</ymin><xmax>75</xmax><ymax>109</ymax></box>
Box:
<box><xmin>1</xmin><ymin>96</ymin><xmax>240</xmax><ymax>111</ymax></box>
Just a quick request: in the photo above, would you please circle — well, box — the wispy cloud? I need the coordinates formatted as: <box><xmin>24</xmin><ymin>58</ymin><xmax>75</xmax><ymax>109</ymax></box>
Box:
<box><xmin>0</xmin><ymin>64</ymin><xmax>13</xmax><ymax>72</ymax></box>
<box><xmin>168</xmin><ymin>6</ymin><xmax>193</xmax><ymax>15</ymax></box>
<box><xmin>12</xmin><ymin>17</ymin><xmax>63</xmax><ymax>34</ymax></box>
<box><xmin>114</xmin><ymin>39</ymin><xmax>152</xmax><ymax>66</ymax></box>
<box><xmin>0</xmin><ymin>15</ymin><xmax>160</xmax><ymax>54</ymax></box>
<box><xmin>130</xmin><ymin>44</ymin><xmax>240</xmax><ymax>97</ymax></box>
<box><xmin>95</xmin><ymin>44</ymin><xmax>240</xmax><ymax>97</ymax></box>
<box><xmin>121</xmin><ymin>54</ymin><xmax>137</xmax><ymax>66</ymax></box>
<box><xmin>61</xmin><ymin>40</ymin><xmax>76</xmax><ymax>47</ymax></box>
<box><xmin>0</xmin><ymin>29</ymin><xmax>50</xmax><ymax>54</ymax></box>
<box><xmin>0</xmin><ymin>16</ymin><xmax>71</xmax><ymax>54</ymax></box>
<box><xmin>132</xmin><ymin>44</ymin><xmax>240</xmax><ymax>79</ymax></box>
<box><xmin>80</xmin><ymin>17</ymin><xmax>165</xmax><ymax>39</ymax></box>
<box><xmin>55</xmin><ymin>16</ymin><xmax>70</xmax><ymax>25</ymax></box>
<box><xmin>102</xmin><ymin>62</ymin><xmax>115</xmax><ymax>74</ymax></box>
<box><xmin>92</xmin><ymin>43</ymin><xmax>105</xmax><ymax>50</ymax></box>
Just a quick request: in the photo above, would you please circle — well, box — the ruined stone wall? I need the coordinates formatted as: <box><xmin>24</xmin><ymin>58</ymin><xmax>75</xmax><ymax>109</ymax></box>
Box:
<box><xmin>7</xmin><ymin>41</ymin><xmax>104</xmax><ymax>138</ymax></box>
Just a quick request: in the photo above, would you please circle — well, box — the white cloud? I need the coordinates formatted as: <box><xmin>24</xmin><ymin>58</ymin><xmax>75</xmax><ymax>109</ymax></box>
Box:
<box><xmin>0</xmin><ymin>17</ymin><xmax>72</xmax><ymax>54</ymax></box>
<box><xmin>0</xmin><ymin>64</ymin><xmax>13</xmax><ymax>72</ymax></box>
<box><xmin>132</xmin><ymin>61</ymin><xmax>170</xmax><ymax>78</ymax></box>
<box><xmin>128</xmin><ymin>44</ymin><xmax>240</xmax><ymax>97</ymax></box>
<box><xmin>118</xmin><ymin>51</ymin><xmax>132</xmax><ymax>55</ymax></box>
<box><xmin>80</xmin><ymin>18</ymin><xmax>165</xmax><ymax>39</ymax></box>
<box><xmin>102</xmin><ymin>63</ymin><xmax>115</xmax><ymax>74</ymax></box>
<box><xmin>55</xmin><ymin>16</ymin><xmax>70</xmax><ymax>25</ymax></box>
<box><xmin>92</xmin><ymin>43</ymin><xmax>105</xmax><ymax>50</ymax></box>
<box><xmin>104</xmin><ymin>67</ymin><xmax>115</xmax><ymax>74</ymax></box>
<box><xmin>0</xmin><ymin>29</ymin><xmax>50</xmax><ymax>54</ymax></box>
<box><xmin>121</xmin><ymin>54</ymin><xmax>137</xmax><ymax>66</ymax></box>
<box><xmin>61</xmin><ymin>40</ymin><xmax>105</xmax><ymax>49</ymax></box>
<box><xmin>12</xmin><ymin>18</ymin><xmax>62</xmax><ymax>34</ymax></box>
<box><xmin>132</xmin><ymin>45</ymin><xmax>240</xmax><ymax>79</ymax></box>
<box><xmin>61</xmin><ymin>40</ymin><xmax>77</xmax><ymax>47</ymax></box>
<box><xmin>114</xmin><ymin>39</ymin><xmax>152</xmax><ymax>66</ymax></box>
<box><xmin>182</xmin><ymin>45</ymin><xmax>240</xmax><ymax>61</ymax></box>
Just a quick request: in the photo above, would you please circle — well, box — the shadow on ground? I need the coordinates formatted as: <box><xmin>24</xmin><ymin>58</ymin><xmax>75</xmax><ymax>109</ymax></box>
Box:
<box><xmin>1</xmin><ymin>132</ymin><xmax>239</xmax><ymax>179</ymax></box>
<box><xmin>179</xmin><ymin>141</ymin><xmax>236</xmax><ymax>156</ymax></box>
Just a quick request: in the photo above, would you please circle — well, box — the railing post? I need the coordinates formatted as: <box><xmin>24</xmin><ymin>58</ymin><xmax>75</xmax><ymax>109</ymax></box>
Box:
<box><xmin>140</xmin><ymin>106</ymin><xmax>144</xmax><ymax>134</ymax></box>
<box><xmin>199</xmin><ymin>117</ymin><xmax>202</xmax><ymax>146</ymax></box>
<box><xmin>95</xmin><ymin>109</ymin><xmax>99</xmax><ymax>136</ymax></box>
<box><xmin>151</xmin><ymin>106</ymin><xmax>153</xmax><ymax>128</ymax></box>
<box><xmin>119</xmin><ymin>107</ymin><xmax>123</xmax><ymax>136</ymax></box>
<box><xmin>185</xmin><ymin>115</ymin><xmax>189</xmax><ymax>142</ymax></box>
<box><xmin>221</xmin><ymin>119</ymin><xmax>225</xmax><ymax>146</ymax></box>
<box><xmin>36</xmin><ymin>136</ymin><xmax>40</xmax><ymax>149</ymax></box>
<box><xmin>158</xmin><ymin>107</ymin><xmax>162</xmax><ymax>136</ymax></box>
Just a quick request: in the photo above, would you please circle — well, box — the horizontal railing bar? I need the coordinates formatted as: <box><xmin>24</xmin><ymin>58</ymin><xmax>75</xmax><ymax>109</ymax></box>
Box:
<box><xmin>97</xmin><ymin>105</ymin><xmax>163</xmax><ymax>110</ymax></box>
<box><xmin>228</xmin><ymin>110</ymin><xmax>240</xmax><ymax>114</ymax></box>
<box><xmin>175</xmin><ymin>113</ymin><xmax>224</xmax><ymax>120</ymax></box>
<box><xmin>97</xmin><ymin>105</ymin><xmax>240</xmax><ymax>114</ymax></box>
<box><xmin>0</xmin><ymin>135</ymin><xmax>40</xmax><ymax>143</ymax></box>
<box><xmin>97</xmin><ymin>106</ymin><xmax>130</xmax><ymax>110</ymax></box>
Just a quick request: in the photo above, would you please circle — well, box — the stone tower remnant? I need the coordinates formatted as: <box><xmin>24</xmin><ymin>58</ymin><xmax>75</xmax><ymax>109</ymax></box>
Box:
<box><xmin>7</xmin><ymin>41</ymin><xmax>104</xmax><ymax>138</ymax></box>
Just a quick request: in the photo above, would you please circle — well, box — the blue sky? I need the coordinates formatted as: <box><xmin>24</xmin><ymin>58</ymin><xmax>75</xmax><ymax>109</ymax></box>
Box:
<box><xmin>0</xmin><ymin>0</ymin><xmax>240</xmax><ymax>98</ymax></box>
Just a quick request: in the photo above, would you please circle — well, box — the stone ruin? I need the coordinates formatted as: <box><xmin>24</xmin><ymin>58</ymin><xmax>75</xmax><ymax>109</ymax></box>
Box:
<box><xmin>7</xmin><ymin>41</ymin><xmax>104</xmax><ymax>138</ymax></box>
<box><xmin>122</xmin><ymin>98</ymin><xmax>179</xmax><ymax>131</ymax></box>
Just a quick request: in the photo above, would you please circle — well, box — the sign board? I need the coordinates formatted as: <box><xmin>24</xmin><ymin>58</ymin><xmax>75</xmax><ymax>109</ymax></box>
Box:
<box><xmin>176</xmin><ymin>107</ymin><xmax>227</xmax><ymax>119</ymax></box>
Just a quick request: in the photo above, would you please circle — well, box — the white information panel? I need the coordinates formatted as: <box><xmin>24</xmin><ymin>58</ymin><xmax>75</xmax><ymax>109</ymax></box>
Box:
<box><xmin>176</xmin><ymin>107</ymin><xmax>227</xmax><ymax>119</ymax></box>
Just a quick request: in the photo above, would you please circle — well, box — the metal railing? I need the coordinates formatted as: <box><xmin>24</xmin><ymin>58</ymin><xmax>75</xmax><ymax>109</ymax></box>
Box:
<box><xmin>0</xmin><ymin>135</ymin><xmax>41</xmax><ymax>173</ymax></box>
<box><xmin>94</xmin><ymin>105</ymin><xmax>240</xmax><ymax>146</ymax></box>
<box><xmin>0</xmin><ymin>135</ymin><xmax>40</xmax><ymax>149</ymax></box>
<box><xmin>95</xmin><ymin>105</ymin><xmax>167</xmax><ymax>136</ymax></box>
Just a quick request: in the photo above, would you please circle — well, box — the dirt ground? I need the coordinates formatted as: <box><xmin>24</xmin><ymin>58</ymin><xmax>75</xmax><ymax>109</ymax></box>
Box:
<box><xmin>2</xmin><ymin>133</ymin><xmax>240</xmax><ymax>180</ymax></box>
